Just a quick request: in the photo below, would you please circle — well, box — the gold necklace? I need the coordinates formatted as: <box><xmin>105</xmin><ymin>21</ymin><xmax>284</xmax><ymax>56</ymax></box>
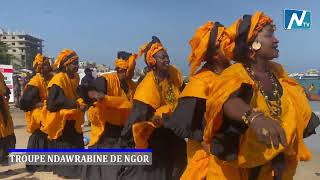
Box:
<box><xmin>245</xmin><ymin>67</ymin><xmax>282</xmax><ymax>121</ymax></box>
<box><xmin>166</xmin><ymin>83</ymin><xmax>176</xmax><ymax>106</ymax></box>
<box><xmin>153</xmin><ymin>72</ymin><xmax>176</xmax><ymax>107</ymax></box>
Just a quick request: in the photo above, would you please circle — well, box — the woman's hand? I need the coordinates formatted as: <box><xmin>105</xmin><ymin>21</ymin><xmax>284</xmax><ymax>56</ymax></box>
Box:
<box><xmin>250</xmin><ymin>115</ymin><xmax>287</xmax><ymax>149</ymax></box>
<box><xmin>150</xmin><ymin>115</ymin><xmax>163</xmax><ymax>128</ymax></box>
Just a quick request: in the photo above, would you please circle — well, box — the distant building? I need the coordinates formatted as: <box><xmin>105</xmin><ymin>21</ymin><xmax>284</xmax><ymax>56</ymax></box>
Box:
<box><xmin>79</xmin><ymin>60</ymin><xmax>97</xmax><ymax>69</ymax></box>
<box><xmin>0</xmin><ymin>29</ymin><xmax>43</xmax><ymax>70</ymax></box>
<box><xmin>78</xmin><ymin>60</ymin><xmax>111</xmax><ymax>75</ymax></box>
<box><xmin>96</xmin><ymin>64</ymin><xmax>110</xmax><ymax>74</ymax></box>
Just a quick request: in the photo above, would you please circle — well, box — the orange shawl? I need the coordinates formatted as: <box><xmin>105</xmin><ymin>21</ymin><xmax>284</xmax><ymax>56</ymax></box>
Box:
<box><xmin>41</xmin><ymin>72</ymin><xmax>84</xmax><ymax>140</ymax></box>
<box><xmin>180</xmin><ymin>69</ymin><xmax>219</xmax><ymax>180</ymax></box>
<box><xmin>132</xmin><ymin>65</ymin><xmax>183</xmax><ymax>148</ymax></box>
<box><xmin>204</xmin><ymin>62</ymin><xmax>312</xmax><ymax>179</ymax></box>
<box><xmin>87</xmin><ymin>72</ymin><xmax>137</xmax><ymax>146</ymax></box>
<box><xmin>102</xmin><ymin>72</ymin><xmax>137</xmax><ymax>102</ymax></box>
<box><xmin>87</xmin><ymin>95</ymin><xmax>132</xmax><ymax>146</ymax></box>
<box><xmin>25</xmin><ymin>73</ymin><xmax>50</xmax><ymax>133</ymax></box>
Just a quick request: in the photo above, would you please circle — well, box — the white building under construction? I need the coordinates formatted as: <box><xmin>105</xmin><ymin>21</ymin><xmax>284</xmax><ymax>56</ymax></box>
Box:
<box><xmin>0</xmin><ymin>28</ymin><xmax>43</xmax><ymax>70</ymax></box>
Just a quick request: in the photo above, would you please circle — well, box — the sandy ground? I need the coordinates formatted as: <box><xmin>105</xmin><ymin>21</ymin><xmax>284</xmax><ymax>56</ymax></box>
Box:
<box><xmin>0</xmin><ymin>108</ymin><xmax>319</xmax><ymax>180</ymax></box>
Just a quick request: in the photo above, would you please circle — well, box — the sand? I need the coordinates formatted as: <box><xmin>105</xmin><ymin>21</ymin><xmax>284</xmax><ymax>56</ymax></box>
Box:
<box><xmin>0</xmin><ymin>108</ymin><xmax>319</xmax><ymax>180</ymax></box>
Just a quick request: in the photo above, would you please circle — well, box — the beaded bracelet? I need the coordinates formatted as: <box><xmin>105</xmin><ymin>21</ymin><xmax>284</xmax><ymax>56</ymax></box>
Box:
<box><xmin>242</xmin><ymin>108</ymin><xmax>260</xmax><ymax>125</ymax></box>
<box><xmin>242</xmin><ymin>109</ymin><xmax>253</xmax><ymax>125</ymax></box>
<box><xmin>249</xmin><ymin>112</ymin><xmax>264</xmax><ymax>124</ymax></box>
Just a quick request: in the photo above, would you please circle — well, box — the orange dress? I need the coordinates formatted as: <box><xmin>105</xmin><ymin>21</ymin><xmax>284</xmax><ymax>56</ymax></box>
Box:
<box><xmin>179</xmin><ymin>68</ymin><xmax>219</xmax><ymax>180</ymax></box>
<box><xmin>0</xmin><ymin>72</ymin><xmax>14</xmax><ymax>140</ymax></box>
<box><xmin>87</xmin><ymin>72</ymin><xmax>136</xmax><ymax>146</ymax></box>
<box><xmin>41</xmin><ymin>72</ymin><xmax>85</xmax><ymax>140</ymax></box>
<box><xmin>203</xmin><ymin>62</ymin><xmax>313</xmax><ymax>180</ymax></box>
<box><xmin>22</xmin><ymin>73</ymin><xmax>50</xmax><ymax>134</ymax></box>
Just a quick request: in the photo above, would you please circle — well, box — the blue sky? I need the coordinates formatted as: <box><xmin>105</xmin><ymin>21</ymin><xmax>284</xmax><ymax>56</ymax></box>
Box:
<box><xmin>0</xmin><ymin>0</ymin><xmax>319</xmax><ymax>74</ymax></box>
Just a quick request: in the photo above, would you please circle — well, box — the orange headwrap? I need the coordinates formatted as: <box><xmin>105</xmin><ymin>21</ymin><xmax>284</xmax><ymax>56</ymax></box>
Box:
<box><xmin>247</xmin><ymin>11</ymin><xmax>273</xmax><ymax>43</ymax></box>
<box><xmin>114</xmin><ymin>53</ymin><xmax>138</xmax><ymax>70</ymax></box>
<box><xmin>222</xmin><ymin>11</ymin><xmax>273</xmax><ymax>60</ymax></box>
<box><xmin>33</xmin><ymin>53</ymin><xmax>48</xmax><ymax>72</ymax></box>
<box><xmin>188</xmin><ymin>21</ymin><xmax>229</xmax><ymax>76</ymax></box>
<box><xmin>114</xmin><ymin>53</ymin><xmax>138</xmax><ymax>78</ymax></box>
<box><xmin>54</xmin><ymin>49</ymin><xmax>79</xmax><ymax>69</ymax></box>
<box><xmin>115</xmin><ymin>59</ymin><xmax>128</xmax><ymax>70</ymax></box>
<box><xmin>221</xmin><ymin>19</ymin><xmax>241</xmax><ymax>60</ymax></box>
<box><xmin>139</xmin><ymin>40</ymin><xmax>166</xmax><ymax>67</ymax></box>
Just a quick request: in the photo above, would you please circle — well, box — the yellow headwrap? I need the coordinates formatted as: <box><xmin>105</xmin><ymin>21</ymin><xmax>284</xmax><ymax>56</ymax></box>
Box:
<box><xmin>33</xmin><ymin>53</ymin><xmax>47</xmax><ymax>72</ymax></box>
<box><xmin>54</xmin><ymin>49</ymin><xmax>79</xmax><ymax>69</ymax></box>
<box><xmin>222</xmin><ymin>11</ymin><xmax>273</xmax><ymax>60</ymax></box>
<box><xmin>188</xmin><ymin>21</ymin><xmax>229</xmax><ymax>76</ymax></box>
<box><xmin>139</xmin><ymin>41</ymin><xmax>166</xmax><ymax>67</ymax></box>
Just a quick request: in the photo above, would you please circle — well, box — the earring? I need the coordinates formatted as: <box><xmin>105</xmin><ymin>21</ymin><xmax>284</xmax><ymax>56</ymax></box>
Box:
<box><xmin>252</xmin><ymin>41</ymin><xmax>261</xmax><ymax>50</ymax></box>
<box><xmin>151</xmin><ymin>65</ymin><xmax>156</xmax><ymax>71</ymax></box>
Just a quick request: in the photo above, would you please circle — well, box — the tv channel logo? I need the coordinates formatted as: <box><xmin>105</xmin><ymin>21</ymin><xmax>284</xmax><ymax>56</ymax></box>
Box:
<box><xmin>284</xmin><ymin>9</ymin><xmax>311</xmax><ymax>30</ymax></box>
